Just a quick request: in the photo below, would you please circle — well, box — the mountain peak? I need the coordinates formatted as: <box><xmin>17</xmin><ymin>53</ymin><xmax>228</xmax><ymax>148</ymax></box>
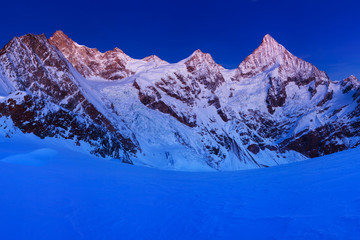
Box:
<box><xmin>143</xmin><ymin>55</ymin><xmax>161</xmax><ymax>62</ymax></box>
<box><xmin>257</xmin><ymin>34</ymin><xmax>286</xmax><ymax>55</ymax></box>
<box><xmin>341</xmin><ymin>75</ymin><xmax>360</xmax><ymax>91</ymax></box>
<box><xmin>236</xmin><ymin>35</ymin><xmax>287</xmax><ymax>78</ymax></box>
<box><xmin>235</xmin><ymin>34</ymin><xmax>329</xmax><ymax>86</ymax></box>
<box><xmin>187</xmin><ymin>49</ymin><xmax>217</xmax><ymax>62</ymax></box>
<box><xmin>190</xmin><ymin>49</ymin><xmax>205</xmax><ymax>57</ymax></box>
<box><xmin>343</xmin><ymin>75</ymin><xmax>360</xmax><ymax>85</ymax></box>
<box><xmin>347</xmin><ymin>75</ymin><xmax>358</xmax><ymax>81</ymax></box>
<box><xmin>50</xmin><ymin>31</ymin><xmax>74</xmax><ymax>46</ymax></box>
<box><xmin>142</xmin><ymin>55</ymin><xmax>168</xmax><ymax>66</ymax></box>
<box><xmin>52</xmin><ymin>30</ymin><xmax>68</xmax><ymax>39</ymax></box>
<box><xmin>184</xmin><ymin>49</ymin><xmax>218</xmax><ymax>68</ymax></box>
<box><xmin>261</xmin><ymin>34</ymin><xmax>278</xmax><ymax>45</ymax></box>
<box><xmin>111</xmin><ymin>47</ymin><xmax>125</xmax><ymax>54</ymax></box>
<box><xmin>49</xmin><ymin>30</ymin><xmax>79</xmax><ymax>55</ymax></box>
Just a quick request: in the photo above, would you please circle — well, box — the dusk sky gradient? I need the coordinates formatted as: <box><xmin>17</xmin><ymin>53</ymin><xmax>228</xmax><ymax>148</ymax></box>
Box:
<box><xmin>1</xmin><ymin>0</ymin><xmax>359</xmax><ymax>80</ymax></box>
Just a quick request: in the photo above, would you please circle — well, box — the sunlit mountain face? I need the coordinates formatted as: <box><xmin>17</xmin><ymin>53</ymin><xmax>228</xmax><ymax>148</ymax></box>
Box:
<box><xmin>1</xmin><ymin>31</ymin><xmax>360</xmax><ymax>170</ymax></box>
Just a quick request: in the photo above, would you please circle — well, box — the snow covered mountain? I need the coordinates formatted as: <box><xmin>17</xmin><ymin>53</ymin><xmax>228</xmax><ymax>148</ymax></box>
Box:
<box><xmin>0</xmin><ymin>33</ymin><xmax>137</xmax><ymax>163</ymax></box>
<box><xmin>49</xmin><ymin>30</ymin><xmax>168</xmax><ymax>81</ymax></box>
<box><xmin>1</xmin><ymin>31</ymin><xmax>360</xmax><ymax>170</ymax></box>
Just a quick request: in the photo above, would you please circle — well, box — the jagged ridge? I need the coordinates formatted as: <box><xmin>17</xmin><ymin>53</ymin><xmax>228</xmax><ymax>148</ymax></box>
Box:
<box><xmin>1</xmin><ymin>31</ymin><xmax>360</xmax><ymax>170</ymax></box>
<box><xmin>49</xmin><ymin>30</ymin><xmax>168</xmax><ymax>81</ymax></box>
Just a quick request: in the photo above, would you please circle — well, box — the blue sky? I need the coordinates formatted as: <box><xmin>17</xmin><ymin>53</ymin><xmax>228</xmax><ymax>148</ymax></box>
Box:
<box><xmin>1</xmin><ymin>0</ymin><xmax>359</xmax><ymax>80</ymax></box>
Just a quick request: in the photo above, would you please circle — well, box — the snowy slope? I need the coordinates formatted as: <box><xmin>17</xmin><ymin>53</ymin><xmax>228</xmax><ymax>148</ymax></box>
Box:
<box><xmin>0</xmin><ymin>136</ymin><xmax>359</xmax><ymax>240</ymax></box>
<box><xmin>1</xmin><ymin>31</ymin><xmax>360</xmax><ymax>170</ymax></box>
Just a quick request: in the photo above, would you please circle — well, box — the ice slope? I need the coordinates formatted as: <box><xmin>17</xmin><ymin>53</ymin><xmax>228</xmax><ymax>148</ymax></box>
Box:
<box><xmin>0</xmin><ymin>135</ymin><xmax>359</xmax><ymax>240</ymax></box>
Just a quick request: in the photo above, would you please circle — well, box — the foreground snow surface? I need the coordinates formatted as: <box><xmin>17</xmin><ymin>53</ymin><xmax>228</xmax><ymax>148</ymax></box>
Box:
<box><xmin>0</xmin><ymin>136</ymin><xmax>359</xmax><ymax>240</ymax></box>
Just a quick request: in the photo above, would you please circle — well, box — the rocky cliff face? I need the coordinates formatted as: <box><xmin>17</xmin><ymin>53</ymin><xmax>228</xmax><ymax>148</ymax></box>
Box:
<box><xmin>1</xmin><ymin>31</ymin><xmax>359</xmax><ymax>170</ymax></box>
<box><xmin>0</xmin><ymin>33</ymin><xmax>137</xmax><ymax>162</ymax></box>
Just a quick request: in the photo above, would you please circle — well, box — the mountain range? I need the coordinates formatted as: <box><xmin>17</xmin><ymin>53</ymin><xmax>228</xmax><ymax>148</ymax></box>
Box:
<box><xmin>1</xmin><ymin>31</ymin><xmax>359</xmax><ymax>170</ymax></box>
